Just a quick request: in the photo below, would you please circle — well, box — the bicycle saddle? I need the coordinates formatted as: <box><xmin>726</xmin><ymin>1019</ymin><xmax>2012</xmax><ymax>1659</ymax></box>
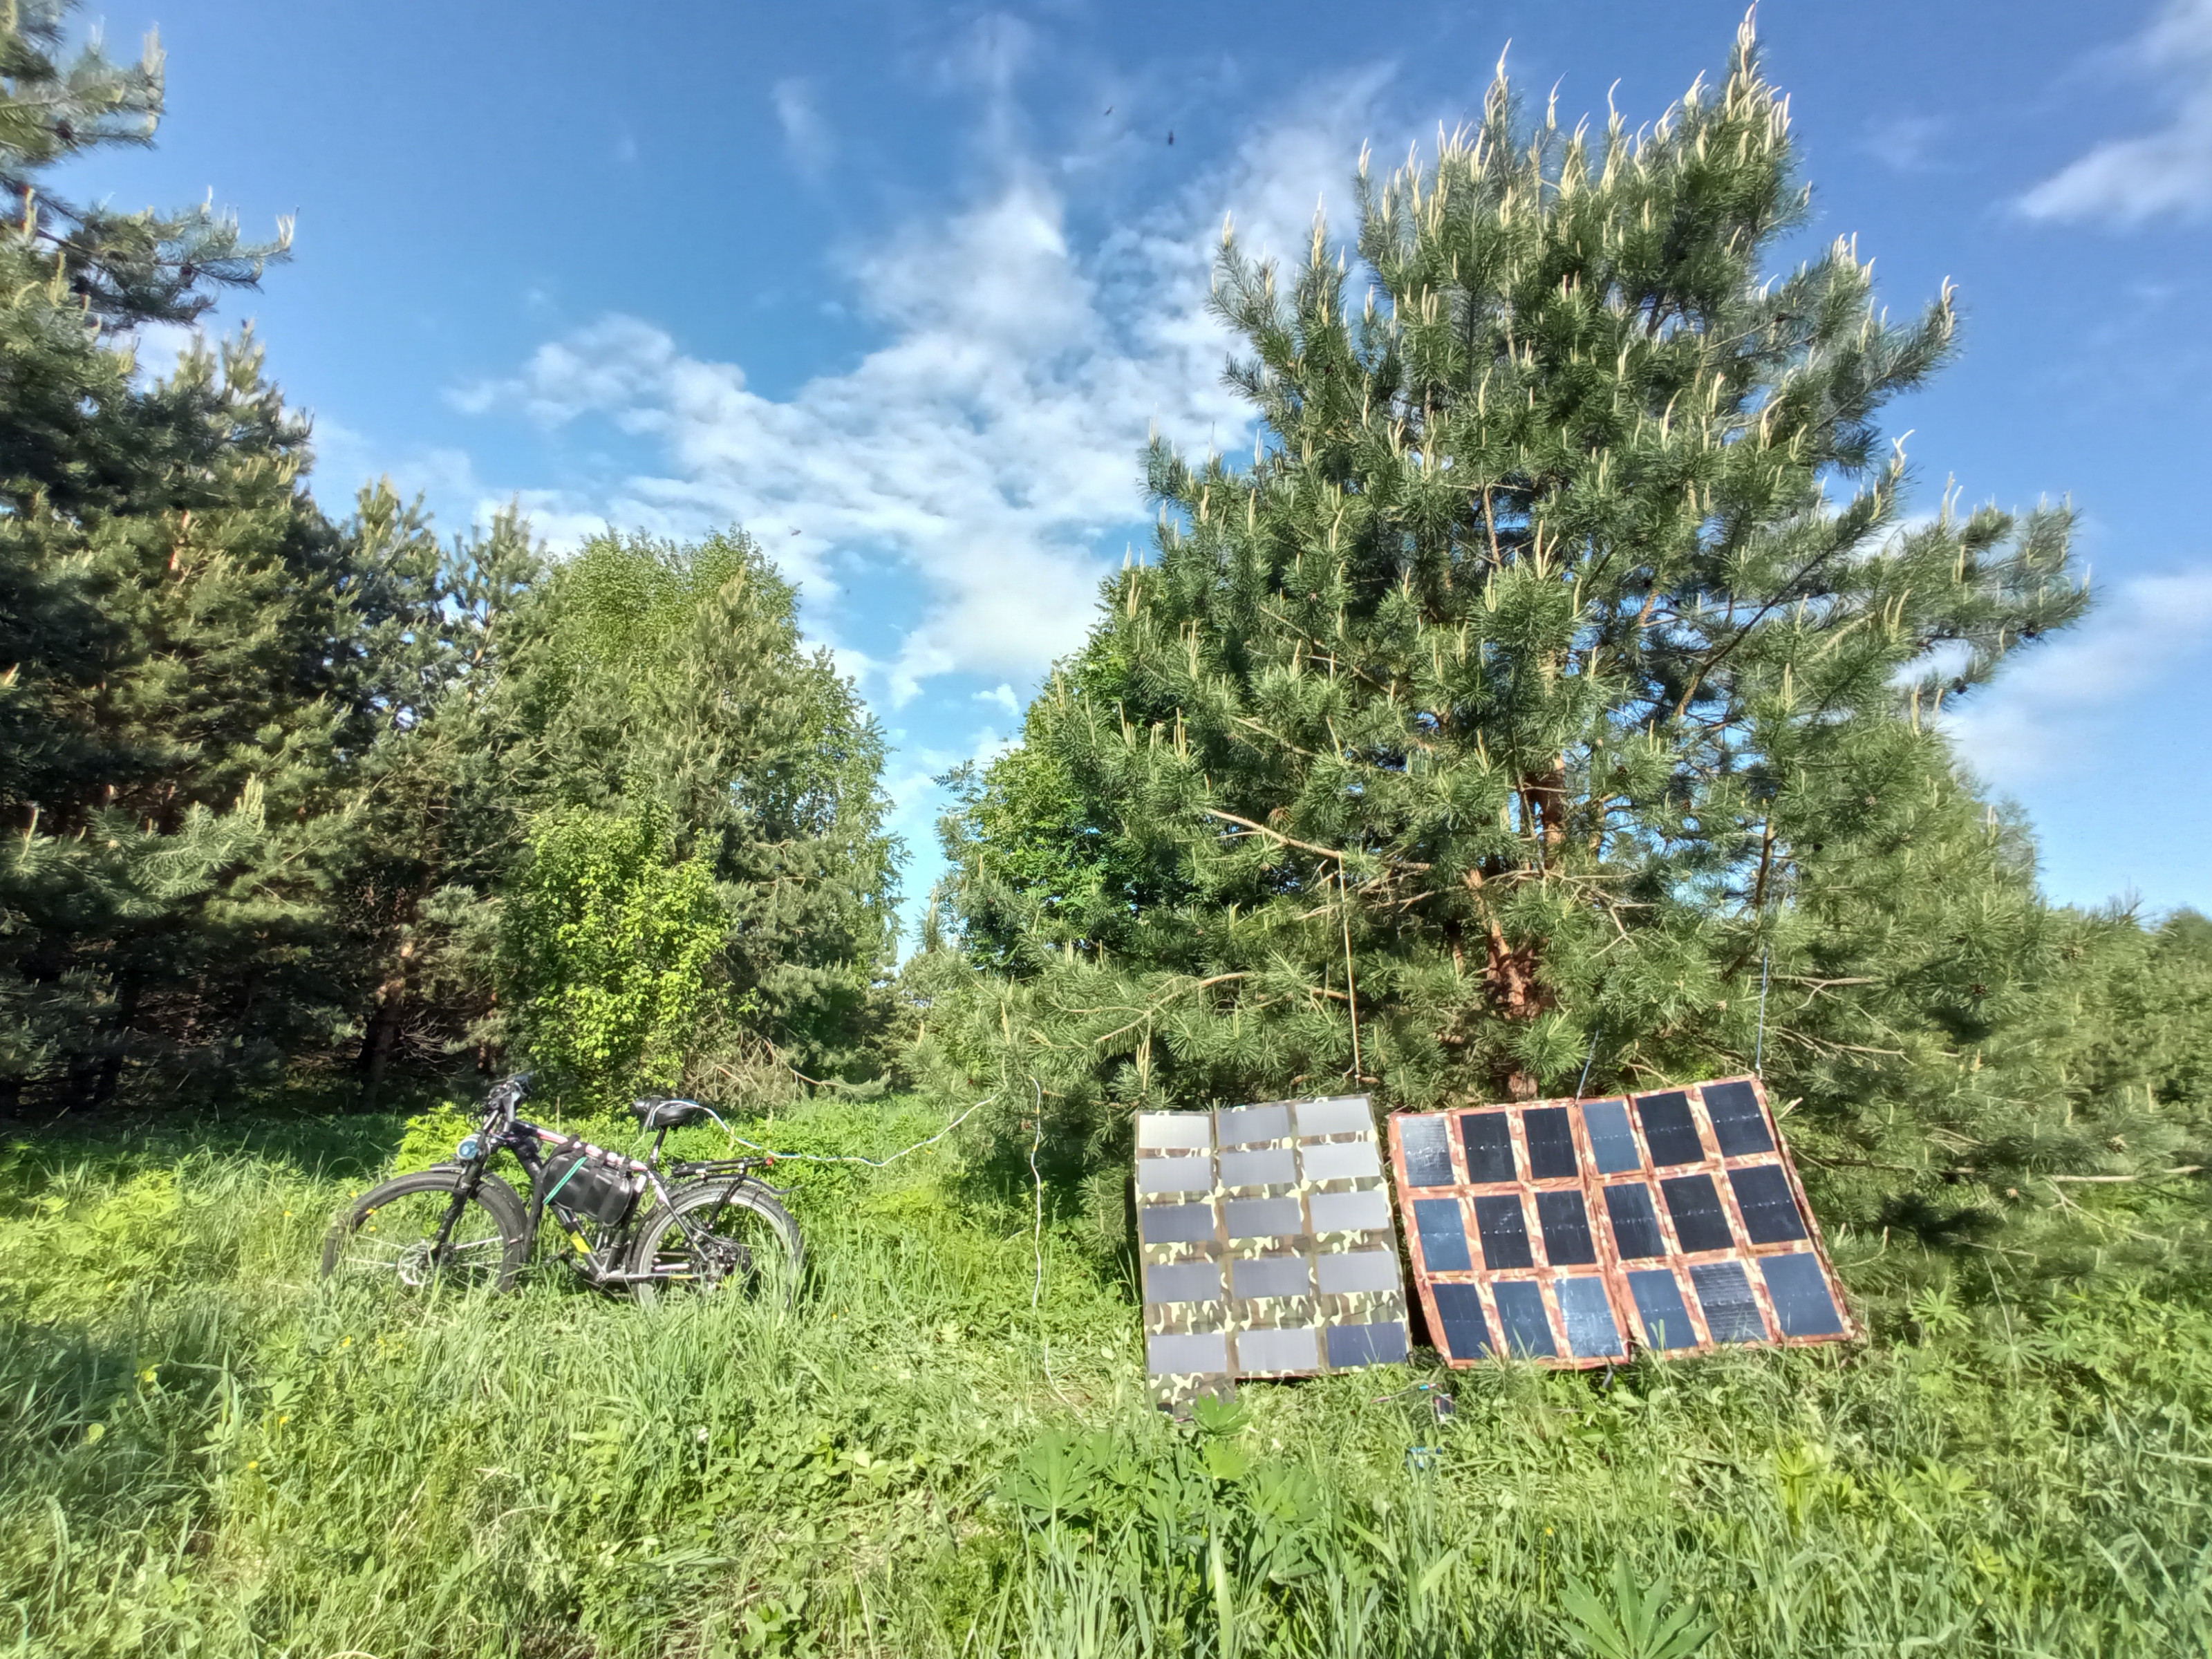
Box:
<box><xmin>632</xmin><ymin>1097</ymin><xmax>709</xmax><ymax>1130</ymax></box>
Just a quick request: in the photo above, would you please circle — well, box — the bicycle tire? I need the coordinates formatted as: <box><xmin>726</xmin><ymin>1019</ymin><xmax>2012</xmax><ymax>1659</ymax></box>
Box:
<box><xmin>625</xmin><ymin>1178</ymin><xmax>804</xmax><ymax>1307</ymax></box>
<box><xmin>321</xmin><ymin>1166</ymin><xmax>530</xmax><ymax>1294</ymax></box>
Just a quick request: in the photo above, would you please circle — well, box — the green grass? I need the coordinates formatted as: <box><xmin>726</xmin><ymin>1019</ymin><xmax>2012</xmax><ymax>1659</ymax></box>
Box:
<box><xmin>1</xmin><ymin>1097</ymin><xmax>2207</xmax><ymax>1657</ymax></box>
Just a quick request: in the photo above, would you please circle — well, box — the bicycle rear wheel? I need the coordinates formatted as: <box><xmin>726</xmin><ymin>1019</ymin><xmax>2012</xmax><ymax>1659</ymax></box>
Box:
<box><xmin>626</xmin><ymin>1179</ymin><xmax>803</xmax><ymax>1306</ymax></box>
<box><xmin>322</xmin><ymin>1167</ymin><xmax>529</xmax><ymax>1295</ymax></box>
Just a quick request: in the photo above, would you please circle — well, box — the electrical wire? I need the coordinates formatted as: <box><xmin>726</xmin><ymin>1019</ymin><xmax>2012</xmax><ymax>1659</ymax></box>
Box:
<box><xmin>1339</xmin><ymin>857</ymin><xmax>1363</xmax><ymax>1083</ymax></box>
<box><xmin>1755</xmin><ymin>946</ymin><xmax>1772</xmax><ymax>1076</ymax></box>
<box><xmin>696</xmin><ymin>1091</ymin><xmax>996</xmax><ymax>1166</ymax></box>
<box><xmin>1029</xmin><ymin>1078</ymin><xmax>1045</xmax><ymax>1311</ymax></box>
<box><xmin>1575</xmin><ymin>1024</ymin><xmax>1603</xmax><ymax>1099</ymax></box>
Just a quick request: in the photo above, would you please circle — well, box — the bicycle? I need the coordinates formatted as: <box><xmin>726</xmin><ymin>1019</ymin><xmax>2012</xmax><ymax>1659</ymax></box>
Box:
<box><xmin>321</xmin><ymin>1072</ymin><xmax>805</xmax><ymax>1304</ymax></box>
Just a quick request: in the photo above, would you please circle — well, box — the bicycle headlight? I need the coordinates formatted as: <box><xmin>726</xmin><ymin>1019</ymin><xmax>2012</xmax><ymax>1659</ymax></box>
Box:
<box><xmin>456</xmin><ymin>1134</ymin><xmax>482</xmax><ymax>1161</ymax></box>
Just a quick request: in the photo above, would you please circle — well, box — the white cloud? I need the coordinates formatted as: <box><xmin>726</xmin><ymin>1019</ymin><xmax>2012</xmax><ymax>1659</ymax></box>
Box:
<box><xmin>1946</xmin><ymin>567</ymin><xmax>2212</xmax><ymax>786</ymax></box>
<box><xmin>772</xmin><ymin>77</ymin><xmax>834</xmax><ymax>178</ymax></box>
<box><xmin>2020</xmin><ymin>0</ymin><xmax>2212</xmax><ymax>225</ymax></box>
<box><xmin>451</xmin><ymin>71</ymin><xmax>1394</xmax><ymax>705</ymax></box>
<box><xmin>974</xmin><ymin>683</ymin><xmax>1021</xmax><ymax>715</ymax></box>
<box><xmin>1862</xmin><ymin>114</ymin><xmax>1945</xmax><ymax>174</ymax></box>
<box><xmin>303</xmin><ymin>414</ymin><xmax>492</xmax><ymax>523</ymax></box>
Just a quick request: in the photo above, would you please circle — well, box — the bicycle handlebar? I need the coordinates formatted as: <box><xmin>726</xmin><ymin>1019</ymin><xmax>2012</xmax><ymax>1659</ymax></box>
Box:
<box><xmin>481</xmin><ymin>1071</ymin><xmax>534</xmax><ymax>1128</ymax></box>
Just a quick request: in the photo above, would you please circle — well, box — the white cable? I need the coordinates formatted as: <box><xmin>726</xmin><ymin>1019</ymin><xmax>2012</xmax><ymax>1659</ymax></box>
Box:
<box><xmin>697</xmin><ymin>1092</ymin><xmax>997</xmax><ymax>1167</ymax></box>
<box><xmin>1029</xmin><ymin>1079</ymin><xmax>1044</xmax><ymax>1311</ymax></box>
<box><xmin>1755</xmin><ymin>947</ymin><xmax>1771</xmax><ymax>1076</ymax></box>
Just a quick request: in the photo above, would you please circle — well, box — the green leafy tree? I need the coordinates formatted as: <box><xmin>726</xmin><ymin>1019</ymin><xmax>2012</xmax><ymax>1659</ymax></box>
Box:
<box><xmin>936</xmin><ymin>25</ymin><xmax>2113</xmax><ymax>1206</ymax></box>
<box><xmin>500</xmin><ymin>803</ymin><xmax>729</xmax><ymax>1103</ymax></box>
<box><xmin>485</xmin><ymin>529</ymin><xmax>903</xmax><ymax>1082</ymax></box>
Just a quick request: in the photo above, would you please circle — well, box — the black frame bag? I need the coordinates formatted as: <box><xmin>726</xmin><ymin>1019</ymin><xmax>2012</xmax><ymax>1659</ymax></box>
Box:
<box><xmin>541</xmin><ymin>1146</ymin><xmax>641</xmax><ymax>1230</ymax></box>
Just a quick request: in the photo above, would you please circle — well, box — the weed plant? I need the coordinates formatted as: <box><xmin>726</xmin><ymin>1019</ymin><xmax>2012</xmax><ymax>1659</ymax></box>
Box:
<box><xmin>0</xmin><ymin>1100</ymin><xmax>2206</xmax><ymax>1656</ymax></box>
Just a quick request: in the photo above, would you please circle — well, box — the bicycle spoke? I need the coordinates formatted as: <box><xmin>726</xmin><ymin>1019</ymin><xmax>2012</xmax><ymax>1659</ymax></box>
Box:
<box><xmin>633</xmin><ymin>1185</ymin><xmax>800</xmax><ymax>1304</ymax></box>
<box><xmin>330</xmin><ymin>1187</ymin><xmax>512</xmax><ymax>1293</ymax></box>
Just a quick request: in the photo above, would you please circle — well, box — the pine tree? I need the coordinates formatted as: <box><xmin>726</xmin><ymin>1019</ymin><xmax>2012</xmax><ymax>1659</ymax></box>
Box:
<box><xmin>0</xmin><ymin>2</ymin><xmax>365</xmax><ymax>1106</ymax></box>
<box><xmin>0</xmin><ymin>2</ymin><xmax>287</xmax><ymax>325</ymax></box>
<box><xmin>328</xmin><ymin>488</ymin><xmax>540</xmax><ymax>1103</ymax></box>
<box><xmin>936</xmin><ymin>24</ymin><xmax>2095</xmax><ymax>1199</ymax></box>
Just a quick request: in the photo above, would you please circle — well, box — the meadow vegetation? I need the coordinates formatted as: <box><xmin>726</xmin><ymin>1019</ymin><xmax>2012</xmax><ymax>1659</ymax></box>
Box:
<box><xmin>2</xmin><ymin>1095</ymin><xmax>2207</xmax><ymax>1657</ymax></box>
<box><xmin>3</xmin><ymin>4</ymin><xmax>2211</xmax><ymax>1653</ymax></box>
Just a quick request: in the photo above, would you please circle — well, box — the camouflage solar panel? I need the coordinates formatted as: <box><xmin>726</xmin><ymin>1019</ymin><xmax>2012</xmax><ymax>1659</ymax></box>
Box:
<box><xmin>1386</xmin><ymin>1075</ymin><xmax>1855</xmax><ymax>1369</ymax></box>
<box><xmin>1135</xmin><ymin>1095</ymin><xmax>1410</xmax><ymax>1406</ymax></box>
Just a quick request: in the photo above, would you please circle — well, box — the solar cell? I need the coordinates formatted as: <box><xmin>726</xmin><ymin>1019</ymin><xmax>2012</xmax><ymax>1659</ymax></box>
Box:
<box><xmin>1237</xmin><ymin>1324</ymin><xmax>1320</xmax><ymax>1374</ymax></box>
<box><xmin>1216</xmin><ymin>1103</ymin><xmax>1291</xmax><ymax>1145</ymax></box>
<box><xmin>1135</xmin><ymin>1155</ymin><xmax>1212</xmax><ymax>1194</ymax></box>
<box><xmin>1293</xmin><ymin>1095</ymin><xmax>1372</xmax><ymax>1136</ymax></box>
<box><xmin>1145</xmin><ymin>1260</ymin><xmax>1222</xmax><ymax>1303</ymax></box>
<box><xmin>1412</xmin><ymin>1197</ymin><xmax>1472</xmax><ymax>1271</ymax></box>
<box><xmin>1557</xmin><ymin>1276</ymin><xmax>1626</xmax><ymax>1358</ymax></box>
<box><xmin>1400</xmin><ymin>1116</ymin><xmax>1454</xmax><ymax>1188</ymax></box>
<box><xmin>1326</xmin><ymin>1322</ymin><xmax>1410</xmax><ymax>1366</ymax></box>
<box><xmin>1536</xmin><ymin>1189</ymin><xmax>1599</xmax><ymax>1265</ymax></box>
<box><xmin>1140</xmin><ymin>1202</ymin><xmax>1216</xmax><ymax>1244</ymax></box>
<box><xmin>1230</xmin><ymin>1256</ymin><xmax>1312</xmax><ymax>1298</ymax></box>
<box><xmin>1492</xmin><ymin>1282</ymin><xmax>1557</xmax><ymax>1358</ymax></box>
<box><xmin>1219</xmin><ymin>1147</ymin><xmax>1297</xmax><ymax>1188</ymax></box>
<box><xmin>1311</xmin><ymin>1188</ymin><xmax>1392</xmax><ymax>1232</ymax></box>
<box><xmin>1702</xmin><ymin>1079</ymin><xmax>1775</xmax><ymax>1156</ymax></box>
<box><xmin>1430</xmin><ymin>1282</ymin><xmax>1492</xmax><ymax>1359</ymax></box>
<box><xmin>1474</xmin><ymin>1194</ymin><xmax>1535</xmax><ymax>1270</ymax></box>
<box><xmin>1136</xmin><ymin>1112</ymin><xmax>1213</xmax><ymax>1150</ymax></box>
<box><xmin>1387</xmin><ymin>1074</ymin><xmax>1854</xmax><ymax>1369</ymax></box>
<box><xmin>1762</xmin><ymin>1253</ymin><xmax>1846</xmax><ymax>1336</ymax></box>
<box><xmin>1316</xmin><ymin>1250</ymin><xmax>1399</xmax><ymax>1293</ymax></box>
<box><xmin>1459</xmin><ymin>1112</ymin><xmax>1517</xmax><ymax>1183</ymax></box>
<box><xmin>1627</xmin><ymin>1268</ymin><xmax>1698</xmax><ymax>1349</ymax></box>
<box><xmin>1300</xmin><ymin>1138</ymin><xmax>1381</xmax><ymax>1182</ymax></box>
<box><xmin>1524</xmin><ymin>1107</ymin><xmax>1579</xmax><ymax>1179</ymax></box>
<box><xmin>1729</xmin><ymin>1164</ymin><xmax>1808</xmax><ymax>1244</ymax></box>
<box><xmin>1660</xmin><ymin>1173</ymin><xmax>1735</xmax><ymax>1253</ymax></box>
<box><xmin>1637</xmin><ymin>1091</ymin><xmax>1705</xmax><ymax>1167</ymax></box>
<box><xmin>1225</xmin><ymin>1197</ymin><xmax>1303</xmax><ymax>1239</ymax></box>
<box><xmin>1138</xmin><ymin>1094</ymin><xmax>1409</xmax><ymax>1405</ymax></box>
<box><xmin>1581</xmin><ymin>1098</ymin><xmax>1641</xmax><ymax>1173</ymax></box>
<box><xmin>1602</xmin><ymin>1182</ymin><xmax>1665</xmax><ymax>1259</ymax></box>
<box><xmin>1689</xmin><ymin>1260</ymin><xmax>1767</xmax><ymax>1344</ymax></box>
<box><xmin>1148</xmin><ymin>1330</ymin><xmax>1228</xmax><ymax>1373</ymax></box>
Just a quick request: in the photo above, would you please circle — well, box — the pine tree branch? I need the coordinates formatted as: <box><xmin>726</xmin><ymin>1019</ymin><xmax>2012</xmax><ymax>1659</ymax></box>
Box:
<box><xmin>1203</xmin><ymin>807</ymin><xmax>1432</xmax><ymax>870</ymax></box>
<box><xmin>2044</xmin><ymin>1168</ymin><xmax>2200</xmax><ymax>1185</ymax></box>
<box><xmin>1078</xmin><ymin>973</ymin><xmax>1253</xmax><ymax>1047</ymax></box>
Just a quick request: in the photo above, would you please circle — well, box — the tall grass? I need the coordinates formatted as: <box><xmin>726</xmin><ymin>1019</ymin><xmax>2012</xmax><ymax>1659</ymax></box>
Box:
<box><xmin>1</xmin><ymin>1100</ymin><xmax>2206</xmax><ymax>1656</ymax></box>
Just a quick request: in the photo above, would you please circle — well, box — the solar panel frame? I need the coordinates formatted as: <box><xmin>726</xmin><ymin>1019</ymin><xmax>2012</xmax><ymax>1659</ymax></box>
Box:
<box><xmin>1134</xmin><ymin>1094</ymin><xmax>1411</xmax><ymax>1405</ymax></box>
<box><xmin>1386</xmin><ymin>1074</ymin><xmax>1855</xmax><ymax>1369</ymax></box>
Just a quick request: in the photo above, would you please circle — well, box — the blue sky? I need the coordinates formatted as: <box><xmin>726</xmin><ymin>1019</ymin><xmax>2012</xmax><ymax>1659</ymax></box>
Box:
<box><xmin>64</xmin><ymin>0</ymin><xmax>2212</xmax><ymax>937</ymax></box>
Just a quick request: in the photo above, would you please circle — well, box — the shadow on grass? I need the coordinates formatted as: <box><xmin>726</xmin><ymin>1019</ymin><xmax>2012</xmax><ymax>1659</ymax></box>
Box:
<box><xmin>2</xmin><ymin>1103</ymin><xmax>415</xmax><ymax>1185</ymax></box>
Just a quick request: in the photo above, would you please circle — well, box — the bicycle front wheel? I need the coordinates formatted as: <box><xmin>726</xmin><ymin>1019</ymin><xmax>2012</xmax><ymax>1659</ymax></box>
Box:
<box><xmin>322</xmin><ymin>1167</ymin><xmax>529</xmax><ymax>1295</ymax></box>
<box><xmin>626</xmin><ymin>1179</ymin><xmax>803</xmax><ymax>1307</ymax></box>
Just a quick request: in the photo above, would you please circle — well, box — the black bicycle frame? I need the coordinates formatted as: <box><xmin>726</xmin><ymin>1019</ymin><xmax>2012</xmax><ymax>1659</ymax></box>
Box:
<box><xmin>429</xmin><ymin>1098</ymin><xmax>780</xmax><ymax>1288</ymax></box>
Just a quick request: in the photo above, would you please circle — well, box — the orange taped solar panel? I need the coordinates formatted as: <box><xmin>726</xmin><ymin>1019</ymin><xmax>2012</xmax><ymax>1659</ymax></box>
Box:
<box><xmin>1386</xmin><ymin>1076</ymin><xmax>1855</xmax><ymax>1367</ymax></box>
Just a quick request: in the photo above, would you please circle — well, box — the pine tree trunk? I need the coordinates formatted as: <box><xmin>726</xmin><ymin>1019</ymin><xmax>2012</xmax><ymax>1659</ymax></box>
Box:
<box><xmin>359</xmin><ymin>939</ymin><xmax>415</xmax><ymax>1108</ymax></box>
<box><xmin>1461</xmin><ymin>866</ymin><xmax>1551</xmax><ymax>1098</ymax></box>
<box><xmin>89</xmin><ymin>977</ymin><xmax>140</xmax><ymax>1108</ymax></box>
